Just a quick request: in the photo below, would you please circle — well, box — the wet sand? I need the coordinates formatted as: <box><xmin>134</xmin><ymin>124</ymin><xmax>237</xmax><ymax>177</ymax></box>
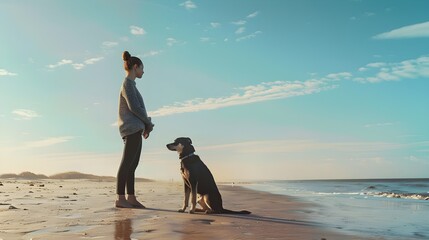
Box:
<box><xmin>0</xmin><ymin>179</ymin><xmax>383</xmax><ymax>239</ymax></box>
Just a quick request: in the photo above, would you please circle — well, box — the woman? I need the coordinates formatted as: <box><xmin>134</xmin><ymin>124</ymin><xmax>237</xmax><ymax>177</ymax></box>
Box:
<box><xmin>116</xmin><ymin>51</ymin><xmax>154</xmax><ymax>208</ymax></box>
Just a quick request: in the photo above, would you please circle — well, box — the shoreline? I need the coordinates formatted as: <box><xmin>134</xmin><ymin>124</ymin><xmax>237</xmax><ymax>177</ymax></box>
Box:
<box><xmin>0</xmin><ymin>179</ymin><xmax>382</xmax><ymax>239</ymax></box>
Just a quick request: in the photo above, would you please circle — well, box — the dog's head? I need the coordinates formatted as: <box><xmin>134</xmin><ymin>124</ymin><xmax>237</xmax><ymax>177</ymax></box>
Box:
<box><xmin>166</xmin><ymin>137</ymin><xmax>195</xmax><ymax>156</ymax></box>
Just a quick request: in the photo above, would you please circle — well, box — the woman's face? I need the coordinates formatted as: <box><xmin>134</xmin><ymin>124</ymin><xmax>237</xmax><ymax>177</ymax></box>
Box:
<box><xmin>135</xmin><ymin>64</ymin><xmax>144</xmax><ymax>78</ymax></box>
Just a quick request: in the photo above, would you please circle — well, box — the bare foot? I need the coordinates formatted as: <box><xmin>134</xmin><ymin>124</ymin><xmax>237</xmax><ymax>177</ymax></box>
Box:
<box><xmin>127</xmin><ymin>195</ymin><xmax>146</xmax><ymax>209</ymax></box>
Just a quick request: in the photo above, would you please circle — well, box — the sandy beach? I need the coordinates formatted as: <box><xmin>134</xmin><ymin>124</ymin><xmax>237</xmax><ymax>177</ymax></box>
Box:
<box><xmin>0</xmin><ymin>178</ymin><xmax>383</xmax><ymax>240</ymax></box>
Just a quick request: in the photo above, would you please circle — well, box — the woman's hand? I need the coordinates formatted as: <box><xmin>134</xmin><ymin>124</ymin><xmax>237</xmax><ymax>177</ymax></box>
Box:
<box><xmin>143</xmin><ymin>123</ymin><xmax>154</xmax><ymax>139</ymax></box>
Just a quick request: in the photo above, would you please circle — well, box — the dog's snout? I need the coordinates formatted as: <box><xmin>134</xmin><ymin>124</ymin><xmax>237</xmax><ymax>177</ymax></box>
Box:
<box><xmin>166</xmin><ymin>143</ymin><xmax>177</xmax><ymax>151</ymax></box>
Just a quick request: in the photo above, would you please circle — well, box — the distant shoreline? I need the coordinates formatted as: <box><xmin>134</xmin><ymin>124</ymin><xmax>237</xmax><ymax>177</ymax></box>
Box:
<box><xmin>0</xmin><ymin>171</ymin><xmax>152</xmax><ymax>182</ymax></box>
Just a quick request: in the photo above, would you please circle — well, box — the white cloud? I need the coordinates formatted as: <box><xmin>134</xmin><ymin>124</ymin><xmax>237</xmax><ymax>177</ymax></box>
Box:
<box><xmin>149</xmin><ymin>77</ymin><xmax>339</xmax><ymax>117</ymax></box>
<box><xmin>47</xmin><ymin>57</ymin><xmax>103</xmax><ymax>70</ymax></box>
<box><xmin>47</xmin><ymin>59</ymin><xmax>73</xmax><ymax>69</ymax></box>
<box><xmin>166</xmin><ymin>37</ymin><xmax>178</xmax><ymax>46</ymax></box>
<box><xmin>147</xmin><ymin>55</ymin><xmax>428</xmax><ymax>117</ymax></box>
<box><xmin>72</xmin><ymin>63</ymin><xmax>85</xmax><ymax>70</ymax></box>
<box><xmin>130</xmin><ymin>25</ymin><xmax>146</xmax><ymax>35</ymax></box>
<box><xmin>232</xmin><ymin>20</ymin><xmax>247</xmax><ymax>25</ymax></box>
<box><xmin>84</xmin><ymin>57</ymin><xmax>104</xmax><ymax>65</ymax></box>
<box><xmin>180</xmin><ymin>0</ymin><xmax>197</xmax><ymax>10</ymax></box>
<box><xmin>102</xmin><ymin>41</ymin><xmax>118</xmax><ymax>48</ymax></box>
<box><xmin>366</xmin><ymin>62</ymin><xmax>386</xmax><ymax>68</ymax></box>
<box><xmin>326</xmin><ymin>72</ymin><xmax>352</xmax><ymax>80</ymax></box>
<box><xmin>210</xmin><ymin>22</ymin><xmax>221</xmax><ymax>28</ymax></box>
<box><xmin>12</xmin><ymin>109</ymin><xmax>40</xmax><ymax>120</ymax></box>
<box><xmin>373</xmin><ymin>21</ymin><xmax>429</xmax><ymax>39</ymax></box>
<box><xmin>354</xmin><ymin>56</ymin><xmax>429</xmax><ymax>83</ymax></box>
<box><xmin>200</xmin><ymin>37</ymin><xmax>211</xmax><ymax>42</ymax></box>
<box><xmin>25</xmin><ymin>136</ymin><xmax>75</xmax><ymax>148</ymax></box>
<box><xmin>0</xmin><ymin>136</ymin><xmax>75</xmax><ymax>153</ymax></box>
<box><xmin>143</xmin><ymin>50</ymin><xmax>162</xmax><ymax>58</ymax></box>
<box><xmin>235</xmin><ymin>27</ymin><xmax>245</xmax><ymax>34</ymax></box>
<box><xmin>0</xmin><ymin>69</ymin><xmax>17</xmax><ymax>76</ymax></box>
<box><xmin>376</xmin><ymin>71</ymin><xmax>400</xmax><ymax>81</ymax></box>
<box><xmin>246</xmin><ymin>11</ymin><xmax>259</xmax><ymax>18</ymax></box>
<box><xmin>236</xmin><ymin>31</ymin><xmax>262</xmax><ymax>42</ymax></box>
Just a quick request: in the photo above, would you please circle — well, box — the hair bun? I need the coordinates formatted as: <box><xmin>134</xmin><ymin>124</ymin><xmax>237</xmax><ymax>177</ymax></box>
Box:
<box><xmin>122</xmin><ymin>51</ymin><xmax>142</xmax><ymax>71</ymax></box>
<box><xmin>122</xmin><ymin>51</ymin><xmax>131</xmax><ymax>61</ymax></box>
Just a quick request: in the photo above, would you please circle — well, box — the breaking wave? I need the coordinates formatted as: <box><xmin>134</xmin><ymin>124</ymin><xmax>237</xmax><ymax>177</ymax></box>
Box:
<box><xmin>369</xmin><ymin>192</ymin><xmax>429</xmax><ymax>200</ymax></box>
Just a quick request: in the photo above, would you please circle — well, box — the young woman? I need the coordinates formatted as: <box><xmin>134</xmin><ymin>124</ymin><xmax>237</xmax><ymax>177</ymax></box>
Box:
<box><xmin>116</xmin><ymin>51</ymin><xmax>154</xmax><ymax>208</ymax></box>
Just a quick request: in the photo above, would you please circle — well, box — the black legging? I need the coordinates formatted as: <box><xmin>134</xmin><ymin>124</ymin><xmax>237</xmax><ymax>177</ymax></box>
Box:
<box><xmin>117</xmin><ymin>131</ymin><xmax>142</xmax><ymax>195</ymax></box>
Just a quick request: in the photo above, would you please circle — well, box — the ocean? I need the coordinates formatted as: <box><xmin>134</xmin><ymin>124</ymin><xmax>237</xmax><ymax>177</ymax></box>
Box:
<box><xmin>244</xmin><ymin>179</ymin><xmax>429</xmax><ymax>239</ymax></box>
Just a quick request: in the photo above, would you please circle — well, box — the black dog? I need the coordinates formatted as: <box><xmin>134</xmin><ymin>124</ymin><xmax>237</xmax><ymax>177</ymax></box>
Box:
<box><xmin>166</xmin><ymin>137</ymin><xmax>251</xmax><ymax>214</ymax></box>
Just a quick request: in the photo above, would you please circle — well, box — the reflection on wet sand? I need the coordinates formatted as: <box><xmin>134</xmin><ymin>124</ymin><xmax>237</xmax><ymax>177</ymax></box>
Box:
<box><xmin>115</xmin><ymin>218</ymin><xmax>133</xmax><ymax>240</ymax></box>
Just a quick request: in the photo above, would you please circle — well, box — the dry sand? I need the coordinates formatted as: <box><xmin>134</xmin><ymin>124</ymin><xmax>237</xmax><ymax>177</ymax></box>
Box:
<box><xmin>0</xmin><ymin>179</ymin><xmax>383</xmax><ymax>240</ymax></box>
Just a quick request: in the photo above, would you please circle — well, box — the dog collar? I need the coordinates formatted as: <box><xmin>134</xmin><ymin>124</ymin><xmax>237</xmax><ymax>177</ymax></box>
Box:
<box><xmin>180</xmin><ymin>153</ymin><xmax>195</xmax><ymax>160</ymax></box>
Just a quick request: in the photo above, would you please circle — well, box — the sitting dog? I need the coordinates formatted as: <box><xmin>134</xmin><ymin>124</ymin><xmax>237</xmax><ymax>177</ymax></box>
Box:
<box><xmin>166</xmin><ymin>137</ymin><xmax>251</xmax><ymax>214</ymax></box>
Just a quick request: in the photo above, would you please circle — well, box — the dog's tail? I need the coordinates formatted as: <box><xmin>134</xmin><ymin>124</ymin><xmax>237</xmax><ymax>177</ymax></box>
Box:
<box><xmin>221</xmin><ymin>209</ymin><xmax>251</xmax><ymax>214</ymax></box>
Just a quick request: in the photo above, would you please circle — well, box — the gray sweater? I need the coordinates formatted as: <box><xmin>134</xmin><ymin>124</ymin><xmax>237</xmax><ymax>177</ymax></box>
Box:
<box><xmin>118</xmin><ymin>78</ymin><xmax>153</xmax><ymax>138</ymax></box>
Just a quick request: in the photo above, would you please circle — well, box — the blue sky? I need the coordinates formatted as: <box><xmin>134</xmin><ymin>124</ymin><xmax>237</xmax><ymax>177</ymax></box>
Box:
<box><xmin>1</xmin><ymin>0</ymin><xmax>428</xmax><ymax>181</ymax></box>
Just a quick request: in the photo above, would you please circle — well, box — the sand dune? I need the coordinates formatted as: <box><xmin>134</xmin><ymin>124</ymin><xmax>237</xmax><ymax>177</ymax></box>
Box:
<box><xmin>0</xmin><ymin>171</ymin><xmax>48</xmax><ymax>180</ymax></box>
<box><xmin>49</xmin><ymin>172</ymin><xmax>117</xmax><ymax>181</ymax></box>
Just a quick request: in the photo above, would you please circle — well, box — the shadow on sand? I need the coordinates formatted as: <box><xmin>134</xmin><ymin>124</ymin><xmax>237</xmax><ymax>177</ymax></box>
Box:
<box><xmin>143</xmin><ymin>207</ymin><xmax>322</xmax><ymax>227</ymax></box>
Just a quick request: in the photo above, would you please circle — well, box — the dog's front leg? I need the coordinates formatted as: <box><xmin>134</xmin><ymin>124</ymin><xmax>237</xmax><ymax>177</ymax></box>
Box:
<box><xmin>189</xmin><ymin>180</ymin><xmax>198</xmax><ymax>214</ymax></box>
<box><xmin>179</xmin><ymin>183</ymin><xmax>190</xmax><ymax>213</ymax></box>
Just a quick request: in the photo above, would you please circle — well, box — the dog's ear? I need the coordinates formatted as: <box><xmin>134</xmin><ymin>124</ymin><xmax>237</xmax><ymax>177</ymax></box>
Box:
<box><xmin>180</xmin><ymin>137</ymin><xmax>195</xmax><ymax>153</ymax></box>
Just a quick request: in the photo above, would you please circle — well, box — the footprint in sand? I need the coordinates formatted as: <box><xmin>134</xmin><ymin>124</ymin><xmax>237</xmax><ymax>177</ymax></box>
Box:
<box><xmin>191</xmin><ymin>219</ymin><xmax>215</xmax><ymax>225</ymax></box>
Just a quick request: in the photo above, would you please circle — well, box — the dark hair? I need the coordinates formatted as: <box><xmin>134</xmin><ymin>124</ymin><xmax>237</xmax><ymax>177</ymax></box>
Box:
<box><xmin>122</xmin><ymin>51</ymin><xmax>142</xmax><ymax>71</ymax></box>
